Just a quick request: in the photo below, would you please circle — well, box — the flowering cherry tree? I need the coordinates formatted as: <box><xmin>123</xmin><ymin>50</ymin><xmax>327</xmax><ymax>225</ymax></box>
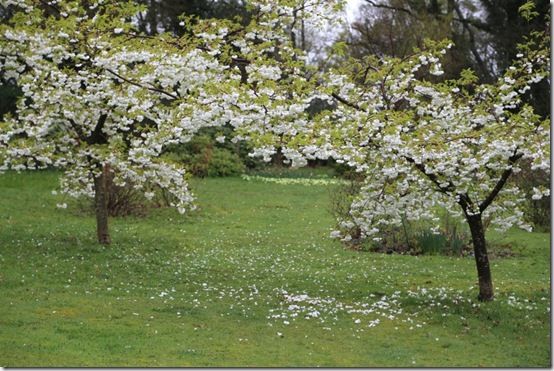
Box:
<box><xmin>0</xmin><ymin>0</ymin><xmax>237</xmax><ymax>243</ymax></box>
<box><xmin>294</xmin><ymin>22</ymin><xmax>549</xmax><ymax>301</ymax></box>
<box><xmin>234</xmin><ymin>2</ymin><xmax>549</xmax><ymax>302</ymax></box>
<box><xmin>0</xmin><ymin>0</ymin><xmax>343</xmax><ymax>244</ymax></box>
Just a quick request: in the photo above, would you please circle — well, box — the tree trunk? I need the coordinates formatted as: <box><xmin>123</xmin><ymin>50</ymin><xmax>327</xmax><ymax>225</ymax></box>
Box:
<box><xmin>466</xmin><ymin>213</ymin><xmax>493</xmax><ymax>301</ymax></box>
<box><xmin>94</xmin><ymin>163</ymin><xmax>111</xmax><ymax>245</ymax></box>
<box><xmin>272</xmin><ymin>147</ymin><xmax>284</xmax><ymax>167</ymax></box>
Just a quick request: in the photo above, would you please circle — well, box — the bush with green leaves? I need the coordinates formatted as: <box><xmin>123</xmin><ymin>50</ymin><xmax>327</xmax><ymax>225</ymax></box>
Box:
<box><xmin>165</xmin><ymin>131</ymin><xmax>247</xmax><ymax>177</ymax></box>
<box><xmin>206</xmin><ymin>148</ymin><xmax>245</xmax><ymax>177</ymax></box>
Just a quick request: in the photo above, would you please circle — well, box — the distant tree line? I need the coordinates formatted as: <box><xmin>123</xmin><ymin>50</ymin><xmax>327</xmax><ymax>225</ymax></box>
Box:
<box><xmin>344</xmin><ymin>0</ymin><xmax>549</xmax><ymax>117</ymax></box>
<box><xmin>134</xmin><ymin>0</ymin><xmax>250</xmax><ymax>35</ymax></box>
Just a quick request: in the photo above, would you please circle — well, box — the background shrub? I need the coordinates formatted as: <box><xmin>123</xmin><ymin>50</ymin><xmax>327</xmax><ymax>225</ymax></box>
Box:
<box><xmin>206</xmin><ymin>148</ymin><xmax>245</xmax><ymax>177</ymax></box>
<box><xmin>164</xmin><ymin>127</ymin><xmax>256</xmax><ymax>177</ymax></box>
<box><xmin>512</xmin><ymin>161</ymin><xmax>550</xmax><ymax>231</ymax></box>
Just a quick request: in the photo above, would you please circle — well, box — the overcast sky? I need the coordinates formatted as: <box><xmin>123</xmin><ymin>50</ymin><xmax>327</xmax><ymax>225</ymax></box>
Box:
<box><xmin>345</xmin><ymin>0</ymin><xmax>363</xmax><ymax>24</ymax></box>
<box><xmin>302</xmin><ymin>0</ymin><xmax>363</xmax><ymax>63</ymax></box>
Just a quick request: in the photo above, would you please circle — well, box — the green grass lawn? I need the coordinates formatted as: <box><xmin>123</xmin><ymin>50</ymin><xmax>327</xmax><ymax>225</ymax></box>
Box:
<box><xmin>0</xmin><ymin>171</ymin><xmax>550</xmax><ymax>367</ymax></box>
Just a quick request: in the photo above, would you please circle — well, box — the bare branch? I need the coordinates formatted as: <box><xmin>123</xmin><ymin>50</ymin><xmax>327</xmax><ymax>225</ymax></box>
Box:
<box><xmin>451</xmin><ymin>1</ymin><xmax>493</xmax><ymax>81</ymax></box>
<box><xmin>363</xmin><ymin>0</ymin><xmax>416</xmax><ymax>18</ymax></box>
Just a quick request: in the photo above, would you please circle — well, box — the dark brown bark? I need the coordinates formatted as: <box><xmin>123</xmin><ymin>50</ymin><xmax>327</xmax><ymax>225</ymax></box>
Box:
<box><xmin>479</xmin><ymin>152</ymin><xmax>523</xmax><ymax>212</ymax></box>
<box><xmin>272</xmin><ymin>145</ymin><xmax>285</xmax><ymax>166</ymax></box>
<box><xmin>466</xmin><ymin>213</ymin><xmax>493</xmax><ymax>301</ymax></box>
<box><xmin>94</xmin><ymin>163</ymin><xmax>111</xmax><ymax>245</ymax></box>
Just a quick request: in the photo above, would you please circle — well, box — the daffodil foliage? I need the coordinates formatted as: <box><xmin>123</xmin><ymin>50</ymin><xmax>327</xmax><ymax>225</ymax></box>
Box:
<box><xmin>0</xmin><ymin>0</ymin><xmax>343</xmax><ymax>215</ymax></box>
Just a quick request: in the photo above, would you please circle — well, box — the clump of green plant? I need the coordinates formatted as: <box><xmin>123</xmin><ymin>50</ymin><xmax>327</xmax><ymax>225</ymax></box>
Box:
<box><xmin>164</xmin><ymin>128</ymin><xmax>251</xmax><ymax>177</ymax></box>
<box><xmin>206</xmin><ymin>148</ymin><xmax>246</xmax><ymax>177</ymax></box>
<box><xmin>414</xmin><ymin>212</ymin><xmax>470</xmax><ymax>256</ymax></box>
<box><xmin>415</xmin><ymin>229</ymin><xmax>467</xmax><ymax>256</ymax></box>
<box><xmin>416</xmin><ymin>230</ymin><xmax>448</xmax><ymax>255</ymax></box>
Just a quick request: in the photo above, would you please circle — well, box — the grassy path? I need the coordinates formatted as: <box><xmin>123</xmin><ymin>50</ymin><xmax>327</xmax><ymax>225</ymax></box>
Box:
<box><xmin>0</xmin><ymin>171</ymin><xmax>550</xmax><ymax>366</ymax></box>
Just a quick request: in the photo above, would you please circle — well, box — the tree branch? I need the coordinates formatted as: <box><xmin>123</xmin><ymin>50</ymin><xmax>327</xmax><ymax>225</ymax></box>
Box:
<box><xmin>363</xmin><ymin>0</ymin><xmax>416</xmax><ymax>18</ymax></box>
<box><xmin>404</xmin><ymin>154</ymin><xmax>474</xmax><ymax>213</ymax></box>
<box><xmin>67</xmin><ymin>118</ymin><xmax>86</xmax><ymax>142</ymax></box>
<box><xmin>479</xmin><ymin>151</ymin><xmax>523</xmax><ymax>212</ymax></box>
<box><xmin>105</xmin><ymin>68</ymin><xmax>179</xmax><ymax>100</ymax></box>
<box><xmin>230</xmin><ymin>57</ymin><xmax>250</xmax><ymax>84</ymax></box>
<box><xmin>37</xmin><ymin>0</ymin><xmax>62</xmax><ymax>15</ymax></box>
<box><xmin>451</xmin><ymin>1</ymin><xmax>493</xmax><ymax>81</ymax></box>
<box><xmin>404</xmin><ymin>156</ymin><xmax>454</xmax><ymax>194</ymax></box>
<box><xmin>331</xmin><ymin>93</ymin><xmax>362</xmax><ymax>110</ymax></box>
<box><xmin>86</xmin><ymin>114</ymin><xmax>109</xmax><ymax>145</ymax></box>
<box><xmin>452</xmin><ymin>16</ymin><xmax>493</xmax><ymax>33</ymax></box>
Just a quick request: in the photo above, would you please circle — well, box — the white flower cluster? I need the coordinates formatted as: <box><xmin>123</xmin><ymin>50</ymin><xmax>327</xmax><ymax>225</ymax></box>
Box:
<box><xmin>241</xmin><ymin>174</ymin><xmax>347</xmax><ymax>186</ymax></box>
